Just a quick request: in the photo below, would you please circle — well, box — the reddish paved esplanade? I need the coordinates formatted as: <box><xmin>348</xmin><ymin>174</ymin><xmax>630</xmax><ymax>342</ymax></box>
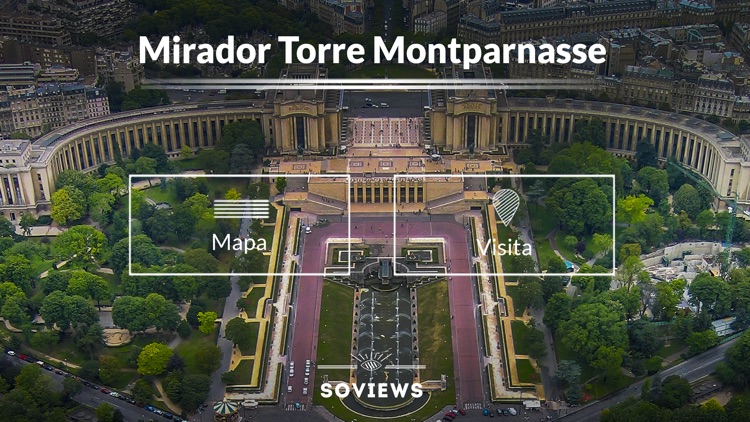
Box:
<box><xmin>288</xmin><ymin>220</ymin><xmax>483</xmax><ymax>407</ymax></box>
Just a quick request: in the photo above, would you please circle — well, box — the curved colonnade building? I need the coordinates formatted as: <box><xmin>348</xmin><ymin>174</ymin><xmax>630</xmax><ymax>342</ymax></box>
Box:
<box><xmin>1</xmin><ymin>84</ymin><xmax>748</xmax><ymax>221</ymax></box>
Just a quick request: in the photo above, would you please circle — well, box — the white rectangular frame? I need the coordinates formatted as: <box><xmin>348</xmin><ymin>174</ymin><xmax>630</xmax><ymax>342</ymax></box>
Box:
<box><xmin>129</xmin><ymin>173</ymin><xmax>351</xmax><ymax>277</ymax></box>
<box><xmin>391</xmin><ymin>174</ymin><xmax>616</xmax><ymax>277</ymax></box>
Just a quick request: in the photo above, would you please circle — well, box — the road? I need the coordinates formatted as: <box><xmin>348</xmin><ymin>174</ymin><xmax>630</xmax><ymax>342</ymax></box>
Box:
<box><xmin>284</xmin><ymin>222</ymin><xmax>338</xmax><ymax>408</ymax></box>
<box><xmin>560</xmin><ymin>336</ymin><xmax>739</xmax><ymax>421</ymax></box>
<box><xmin>209</xmin><ymin>217</ymin><xmax>252</xmax><ymax>402</ymax></box>
<box><xmin>8</xmin><ymin>356</ymin><xmax>168</xmax><ymax>422</ymax></box>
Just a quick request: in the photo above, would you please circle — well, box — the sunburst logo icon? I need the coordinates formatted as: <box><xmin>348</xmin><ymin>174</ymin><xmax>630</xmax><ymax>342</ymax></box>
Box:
<box><xmin>353</xmin><ymin>351</ymin><xmax>392</xmax><ymax>372</ymax></box>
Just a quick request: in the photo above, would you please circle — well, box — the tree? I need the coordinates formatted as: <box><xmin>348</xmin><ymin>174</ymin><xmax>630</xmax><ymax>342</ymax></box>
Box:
<box><xmin>673</xmin><ymin>184</ymin><xmax>704</xmax><ymax>219</ymax></box>
<box><xmin>617</xmin><ymin>255</ymin><xmax>648</xmax><ymax>293</ymax></box>
<box><xmin>88</xmin><ymin>192</ymin><xmax>115</xmax><ymax>223</ymax></box>
<box><xmin>591</xmin><ymin>345</ymin><xmax>624</xmax><ymax>379</ymax></box>
<box><xmin>30</xmin><ymin>330</ymin><xmax>59</xmax><ymax>351</ymax></box>
<box><xmin>98</xmin><ymin>355</ymin><xmax>122</xmax><ymax>385</ymax></box>
<box><xmin>111</xmin><ymin>235</ymin><xmax>162</xmax><ymax>275</ymax></box>
<box><xmin>689</xmin><ymin>272</ymin><xmax>731</xmax><ymax>315</ymax></box>
<box><xmin>0</xmin><ymin>254</ymin><xmax>34</xmax><ymax>293</ymax></box>
<box><xmin>179</xmin><ymin>373</ymin><xmax>211</xmax><ymax>411</ymax></box>
<box><xmin>197</xmin><ymin>149</ymin><xmax>230</xmax><ymax>174</ymax></box>
<box><xmin>524</xmin><ymin>320</ymin><xmax>547</xmax><ymax>360</ymax></box>
<box><xmin>219</xmin><ymin>120</ymin><xmax>265</xmax><ymax>157</ymax></box>
<box><xmin>141</xmin><ymin>143</ymin><xmax>169</xmax><ymax>172</ymax></box>
<box><xmin>55</xmin><ymin>170</ymin><xmax>96</xmax><ymax>199</ymax></box>
<box><xmin>197</xmin><ymin>311</ymin><xmax>217</xmax><ymax>334</ymax></box>
<box><xmin>515</xmin><ymin>278</ymin><xmax>544</xmax><ymax>310</ymax></box>
<box><xmin>636</xmin><ymin>167</ymin><xmax>669</xmax><ymax>207</ymax></box>
<box><xmin>194</xmin><ymin>345</ymin><xmax>222</xmax><ymax>375</ymax></box>
<box><xmin>635</xmin><ymin>139</ymin><xmax>658</xmax><ymax>169</ymax></box>
<box><xmin>52</xmin><ymin>225</ymin><xmax>107</xmax><ymax>265</ymax></box>
<box><xmin>556</xmin><ymin>360</ymin><xmax>581</xmax><ymax>388</ymax></box>
<box><xmin>137</xmin><ymin>343</ymin><xmax>172</xmax><ymax>375</ymax></box>
<box><xmin>144</xmin><ymin>293</ymin><xmax>180</xmax><ymax>331</ymax></box>
<box><xmin>546</xmin><ymin>178</ymin><xmax>612</xmax><ymax>236</ymax></box>
<box><xmin>628</xmin><ymin>319</ymin><xmax>661</xmax><ymax>358</ymax></box>
<box><xmin>73</xmin><ymin>323</ymin><xmax>104</xmax><ymax>359</ymax></box>
<box><xmin>41</xmin><ymin>271</ymin><xmax>71</xmax><ymax>294</ymax></box>
<box><xmin>134</xmin><ymin>156</ymin><xmax>157</xmax><ymax>175</ymax></box>
<box><xmin>112</xmin><ymin>296</ymin><xmax>149</xmax><ymax>332</ymax></box>
<box><xmin>653</xmin><ymin>279</ymin><xmax>686</xmax><ymax>321</ymax></box>
<box><xmin>132</xmin><ymin>379</ymin><xmax>154</xmax><ymax>403</ymax></box>
<box><xmin>617</xmin><ymin>195</ymin><xmax>654</xmax><ymax>225</ymax></box>
<box><xmin>657</xmin><ymin>375</ymin><xmax>691</xmax><ymax>409</ymax></box>
<box><xmin>572</xmin><ymin>118</ymin><xmax>606</xmax><ymax>148</ymax></box>
<box><xmin>66</xmin><ymin>271</ymin><xmax>110</xmax><ymax>306</ymax></box>
<box><xmin>543</xmin><ymin>293</ymin><xmax>572</xmax><ymax>333</ymax></box>
<box><xmin>733</xmin><ymin>248</ymin><xmax>750</xmax><ymax>268</ymax></box>
<box><xmin>40</xmin><ymin>291</ymin><xmax>97</xmax><ymax>330</ymax></box>
<box><xmin>229</xmin><ymin>144</ymin><xmax>256</xmax><ymax>173</ymax></box>
<box><xmin>686</xmin><ymin>330</ymin><xmax>719</xmax><ymax>355</ymax></box>
<box><xmin>182</xmin><ymin>249</ymin><xmax>219</xmax><ymax>273</ymax></box>
<box><xmin>51</xmin><ymin>187</ymin><xmax>85</xmax><ymax>225</ymax></box>
<box><xmin>19</xmin><ymin>214</ymin><xmax>35</xmax><ymax>236</ymax></box>
<box><xmin>558</xmin><ymin>301</ymin><xmax>627</xmax><ymax>362</ymax></box>
<box><xmin>590</xmin><ymin>233</ymin><xmax>613</xmax><ymax>255</ymax></box>
<box><xmin>224</xmin><ymin>317</ymin><xmax>256</xmax><ymax>349</ymax></box>
<box><xmin>225</xmin><ymin>188</ymin><xmax>242</xmax><ymax>200</ymax></box>
<box><xmin>61</xmin><ymin>376</ymin><xmax>83</xmax><ymax>400</ymax></box>
<box><xmin>275</xmin><ymin>177</ymin><xmax>287</xmax><ymax>193</ymax></box>
<box><xmin>96</xmin><ymin>402</ymin><xmax>115</xmax><ymax>422</ymax></box>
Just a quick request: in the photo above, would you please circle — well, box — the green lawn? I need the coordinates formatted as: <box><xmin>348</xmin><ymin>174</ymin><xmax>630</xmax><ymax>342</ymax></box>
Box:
<box><xmin>238</xmin><ymin>322</ymin><xmax>260</xmax><ymax>355</ymax></box>
<box><xmin>417</xmin><ymin>280</ymin><xmax>454</xmax><ymax>381</ymax></box>
<box><xmin>528</xmin><ymin>205</ymin><xmax>557</xmax><ymax>238</ymax></box>
<box><xmin>535</xmin><ymin>238</ymin><xmax>558</xmax><ymax>271</ymax></box>
<box><xmin>229</xmin><ymin>360</ymin><xmax>255</xmax><ymax>385</ymax></box>
<box><xmin>554</xmin><ymin>231</ymin><xmax>589</xmax><ymax>265</ymax></box>
<box><xmin>516</xmin><ymin>359</ymin><xmax>539</xmax><ymax>383</ymax></box>
<box><xmin>240</xmin><ymin>286</ymin><xmax>268</xmax><ymax>317</ymax></box>
<box><xmin>511</xmin><ymin>320</ymin><xmax>530</xmax><ymax>355</ymax></box>
<box><xmin>174</xmin><ymin>330</ymin><xmax>218</xmax><ymax>374</ymax></box>
<box><xmin>347</xmin><ymin>64</ymin><xmax>435</xmax><ymax>79</ymax></box>
<box><xmin>314</xmin><ymin>281</ymin><xmax>354</xmax><ymax>383</ymax></box>
<box><xmin>586</xmin><ymin>371</ymin><xmax>635</xmax><ymax>399</ymax></box>
<box><xmin>142</xmin><ymin>186</ymin><xmax>178</xmax><ymax>206</ymax></box>
<box><xmin>505</xmin><ymin>285</ymin><xmax>525</xmax><ymax>315</ymax></box>
<box><xmin>656</xmin><ymin>340</ymin><xmax>686</xmax><ymax>359</ymax></box>
<box><xmin>175</xmin><ymin>157</ymin><xmax>201</xmax><ymax>171</ymax></box>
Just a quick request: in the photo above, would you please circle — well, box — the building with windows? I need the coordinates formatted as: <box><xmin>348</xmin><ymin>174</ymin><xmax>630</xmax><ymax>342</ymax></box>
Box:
<box><xmin>309</xmin><ymin>0</ymin><xmax>366</xmax><ymax>35</ymax></box>
<box><xmin>0</xmin><ymin>15</ymin><xmax>71</xmax><ymax>46</ymax></box>
<box><xmin>6</xmin><ymin>84</ymin><xmax>110</xmax><ymax>138</ymax></box>
<box><xmin>4</xmin><ymin>64</ymin><xmax>750</xmax><ymax>221</ymax></box>
<box><xmin>414</xmin><ymin>11</ymin><xmax>447</xmax><ymax>34</ymax></box>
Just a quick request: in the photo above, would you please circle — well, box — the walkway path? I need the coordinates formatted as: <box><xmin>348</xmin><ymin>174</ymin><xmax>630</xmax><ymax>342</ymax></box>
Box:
<box><xmin>227</xmin><ymin>211</ymin><xmax>298</xmax><ymax>400</ymax></box>
<box><xmin>208</xmin><ymin>216</ymin><xmax>252</xmax><ymax>403</ymax></box>
<box><xmin>153</xmin><ymin>378</ymin><xmax>183</xmax><ymax>415</ymax></box>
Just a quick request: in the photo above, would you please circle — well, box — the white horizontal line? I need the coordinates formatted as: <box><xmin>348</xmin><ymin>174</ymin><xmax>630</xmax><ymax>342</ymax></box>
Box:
<box><xmin>214</xmin><ymin>216</ymin><xmax>269</xmax><ymax>219</ymax></box>
<box><xmin>213</xmin><ymin>212</ymin><xmax>269</xmax><ymax>215</ymax></box>
<box><xmin>147</xmin><ymin>78</ymin><xmax>586</xmax><ymax>84</ymax></box>
<box><xmin>149</xmin><ymin>84</ymin><xmax>592</xmax><ymax>91</ymax></box>
<box><xmin>317</xmin><ymin>365</ymin><xmax>355</xmax><ymax>370</ymax></box>
<box><xmin>384</xmin><ymin>365</ymin><xmax>426</xmax><ymax>370</ymax></box>
<box><xmin>214</xmin><ymin>200</ymin><xmax>270</xmax><ymax>202</ymax></box>
<box><xmin>214</xmin><ymin>206</ymin><xmax>270</xmax><ymax>209</ymax></box>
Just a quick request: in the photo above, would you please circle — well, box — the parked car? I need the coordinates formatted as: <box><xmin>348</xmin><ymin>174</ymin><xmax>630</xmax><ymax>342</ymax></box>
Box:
<box><xmin>483</xmin><ymin>408</ymin><xmax>489</xmax><ymax>416</ymax></box>
<box><xmin>101</xmin><ymin>388</ymin><xmax>110</xmax><ymax>394</ymax></box>
<box><xmin>6</xmin><ymin>350</ymin><xmax>15</xmax><ymax>356</ymax></box>
<box><xmin>42</xmin><ymin>364</ymin><xmax>53</xmax><ymax>371</ymax></box>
